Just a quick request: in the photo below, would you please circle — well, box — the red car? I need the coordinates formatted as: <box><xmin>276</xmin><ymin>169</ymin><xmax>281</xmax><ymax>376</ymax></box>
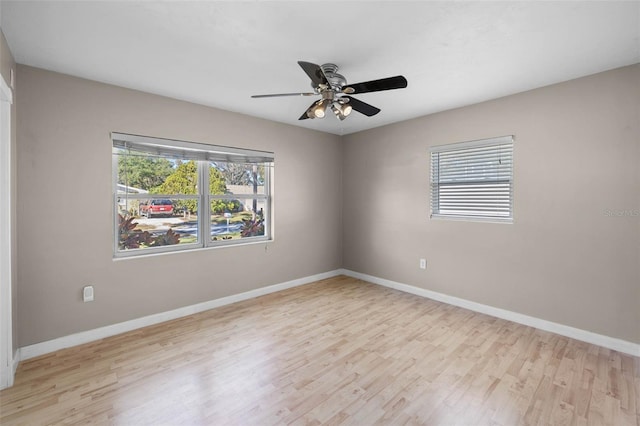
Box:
<box><xmin>139</xmin><ymin>199</ymin><xmax>174</xmax><ymax>218</ymax></box>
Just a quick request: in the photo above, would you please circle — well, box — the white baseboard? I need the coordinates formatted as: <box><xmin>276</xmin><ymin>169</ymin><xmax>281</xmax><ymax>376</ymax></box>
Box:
<box><xmin>17</xmin><ymin>268</ymin><xmax>640</xmax><ymax>364</ymax></box>
<box><xmin>19</xmin><ymin>269</ymin><xmax>342</xmax><ymax>361</ymax></box>
<box><xmin>339</xmin><ymin>269</ymin><xmax>640</xmax><ymax>357</ymax></box>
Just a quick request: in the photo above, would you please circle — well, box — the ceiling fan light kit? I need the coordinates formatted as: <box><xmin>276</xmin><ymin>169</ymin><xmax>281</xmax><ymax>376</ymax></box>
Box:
<box><xmin>331</xmin><ymin>102</ymin><xmax>352</xmax><ymax>121</ymax></box>
<box><xmin>309</xmin><ymin>99</ymin><xmax>330</xmax><ymax>119</ymax></box>
<box><xmin>252</xmin><ymin>61</ymin><xmax>407</xmax><ymax>121</ymax></box>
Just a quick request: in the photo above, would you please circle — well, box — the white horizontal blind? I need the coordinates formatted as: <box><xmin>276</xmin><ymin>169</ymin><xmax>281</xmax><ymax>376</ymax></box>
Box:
<box><xmin>430</xmin><ymin>136</ymin><xmax>513</xmax><ymax>222</ymax></box>
<box><xmin>112</xmin><ymin>132</ymin><xmax>275</xmax><ymax>163</ymax></box>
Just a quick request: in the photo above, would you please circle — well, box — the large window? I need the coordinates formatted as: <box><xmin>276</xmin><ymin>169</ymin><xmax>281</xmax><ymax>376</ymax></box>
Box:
<box><xmin>430</xmin><ymin>135</ymin><xmax>513</xmax><ymax>222</ymax></box>
<box><xmin>112</xmin><ymin>133</ymin><xmax>273</xmax><ymax>257</ymax></box>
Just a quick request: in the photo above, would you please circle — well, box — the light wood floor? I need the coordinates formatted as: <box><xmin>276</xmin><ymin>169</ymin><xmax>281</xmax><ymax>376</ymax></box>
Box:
<box><xmin>1</xmin><ymin>276</ymin><xmax>638</xmax><ymax>425</ymax></box>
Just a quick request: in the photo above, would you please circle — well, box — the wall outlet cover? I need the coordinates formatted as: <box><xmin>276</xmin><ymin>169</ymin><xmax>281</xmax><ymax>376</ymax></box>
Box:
<box><xmin>83</xmin><ymin>286</ymin><xmax>94</xmax><ymax>302</ymax></box>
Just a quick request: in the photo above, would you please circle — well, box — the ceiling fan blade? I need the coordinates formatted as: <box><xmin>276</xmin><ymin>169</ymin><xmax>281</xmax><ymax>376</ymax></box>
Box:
<box><xmin>298</xmin><ymin>61</ymin><xmax>329</xmax><ymax>87</ymax></box>
<box><xmin>251</xmin><ymin>92</ymin><xmax>316</xmax><ymax>98</ymax></box>
<box><xmin>343</xmin><ymin>96</ymin><xmax>381</xmax><ymax>117</ymax></box>
<box><xmin>298</xmin><ymin>100</ymin><xmax>319</xmax><ymax>120</ymax></box>
<box><xmin>343</xmin><ymin>76</ymin><xmax>407</xmax><ymax>94</ymax></box>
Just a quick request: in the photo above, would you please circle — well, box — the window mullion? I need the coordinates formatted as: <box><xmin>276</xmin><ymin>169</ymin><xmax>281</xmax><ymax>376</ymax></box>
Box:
<box><xmin>200</xmin><ymin>160</ymin><xmax>210</xmax><ymax>247</ymax></box>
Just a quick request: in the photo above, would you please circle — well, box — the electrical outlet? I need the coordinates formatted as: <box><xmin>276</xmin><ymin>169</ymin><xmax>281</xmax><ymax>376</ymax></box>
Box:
<box><xmin>83</xmin><ymin>285</ymin><xmax>94</xmax><ymax>302</ymax></box>
<box><xmin>419</xmin><ymin>258</ymin><xmax>427</xmax><ymax>269</ymax></box>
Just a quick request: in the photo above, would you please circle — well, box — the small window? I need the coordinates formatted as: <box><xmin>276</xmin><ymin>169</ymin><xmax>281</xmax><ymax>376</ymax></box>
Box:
<box><xmin>113</xmin><ymin>133</ymin><xmax>274</xmax><ymax>257</ymax></box>
<box><xmin>430</xmin><ymin>136</ymin><xmax>513</xmax><ymax>222</ymax></box>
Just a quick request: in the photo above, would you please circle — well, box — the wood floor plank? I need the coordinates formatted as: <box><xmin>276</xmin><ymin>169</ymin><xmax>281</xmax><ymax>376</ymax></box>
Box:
<box><xmin>0</xmin><ymin>276</ymin><xmax>638</xmax><ymax>425</ymax></box>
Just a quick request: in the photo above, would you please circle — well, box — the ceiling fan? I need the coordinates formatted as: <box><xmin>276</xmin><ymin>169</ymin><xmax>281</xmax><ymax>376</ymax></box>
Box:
<box><xmin>251</xmin><ymin>61</ymin><xmax>408</xmax><ymax>121</ymax></box>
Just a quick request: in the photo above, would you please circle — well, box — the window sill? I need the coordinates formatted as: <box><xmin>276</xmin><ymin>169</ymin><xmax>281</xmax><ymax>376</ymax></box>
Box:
<box><xmin>113</xmin><ymin>237</ymin><xmax>272</xmax><ymax>261</ymax></box>
<box><xmin>430</xmin><ymin>215</ymin><xmax>513</xmax><ymax>224</ymax></box>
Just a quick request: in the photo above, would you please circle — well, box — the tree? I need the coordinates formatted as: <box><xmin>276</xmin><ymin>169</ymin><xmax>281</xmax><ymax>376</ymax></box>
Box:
<box><xmin>209</xmin><ymin>166</ymin><xmax>227</xmax><ymax>195</ymax></box>
<box><xmin>216</xmin><ymin>162</ymin><xmax>265</xmax><ymax>186</ymax></box>
<box><xmin>152</xmin><ymin>161</ymin><xmax>231</xmax><ymax>214</ymax></box>
<box><xmin>215</xmin><ymin>162</ymin><xmax>265</xmax><ymax>217</ymax></box>
<box><xmin>117</xmin><ymin>155</ymin><xmax>173</xmax><ymax>191</ymax></box>
<box><xmin>218</xmin><ymin>163</ymin><xmax>252</xmax><ymax>185</ymax></box>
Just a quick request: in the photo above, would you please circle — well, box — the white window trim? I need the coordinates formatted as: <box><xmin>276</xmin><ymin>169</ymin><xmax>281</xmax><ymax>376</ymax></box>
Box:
<box><xmin>430</xmin><ymin>135</ymin><xmax>514</xmax><ymax>223</ymax></box>
<box><xmin>112</xmin><ymin>133</ymin><xmax>273</xmax><ymax>258</ymax></box>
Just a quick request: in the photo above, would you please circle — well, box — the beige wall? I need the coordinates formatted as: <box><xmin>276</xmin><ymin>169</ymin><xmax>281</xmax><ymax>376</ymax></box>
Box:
<box><xmin>342</xmin><ymin>65</ymin><xmax>640</xmax><ymax>344</ymax></box>
<box><xmin>0</xmin><ymin>27</ymin><xmax>18</xmax><ymax>356</ymax></box>
<box><xmin>14</xmin><ymin>63</ymin><xmax>640</xmax><ymax>348</ymax></box>
<box><xmin>16</xmin><ymin>65</ymin><xmax>342</xmax><ymax>346</ymax></box>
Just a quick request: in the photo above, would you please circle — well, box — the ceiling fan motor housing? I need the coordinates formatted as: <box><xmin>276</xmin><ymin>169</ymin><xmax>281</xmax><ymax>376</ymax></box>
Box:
<box><xmin>319</xmin><ymin>63</ymin><xmax>347</xmax><ymax>91</ymax></box>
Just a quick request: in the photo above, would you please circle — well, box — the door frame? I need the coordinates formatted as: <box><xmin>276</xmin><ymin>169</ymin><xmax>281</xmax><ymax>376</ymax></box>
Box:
<box><xmin>0</xmin><ymin>73</ymin><xmax>14</xmax><ymax>389</ymax></box>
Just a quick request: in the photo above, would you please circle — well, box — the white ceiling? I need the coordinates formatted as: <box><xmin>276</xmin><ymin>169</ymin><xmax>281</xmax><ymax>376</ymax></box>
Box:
<box><xmin>1</xmin><ymin>1</ymin><xmax>639</xmax><ymax>135</ymax></box>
